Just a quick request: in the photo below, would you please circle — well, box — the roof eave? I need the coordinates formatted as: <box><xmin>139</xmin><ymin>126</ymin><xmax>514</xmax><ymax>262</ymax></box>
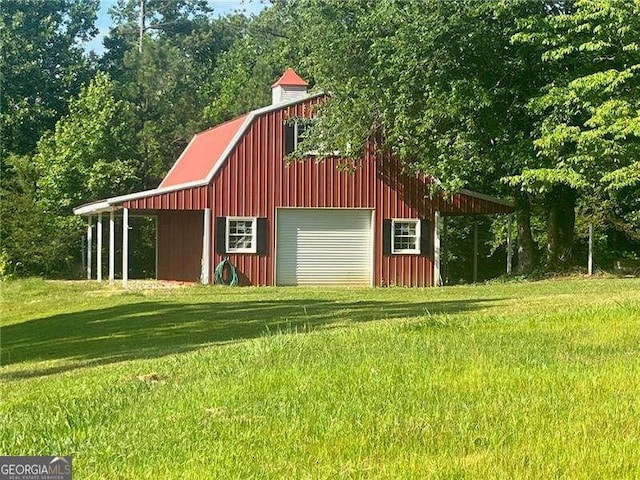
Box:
<box><xmin>458</xmin><ymin>188</ymin><xmax>515</xmax><ymax>208</ymax></box>
<box><xmin>73</xmin><ymin>201</ymin><xmax>117</xmax><ymax>216</ymax></box>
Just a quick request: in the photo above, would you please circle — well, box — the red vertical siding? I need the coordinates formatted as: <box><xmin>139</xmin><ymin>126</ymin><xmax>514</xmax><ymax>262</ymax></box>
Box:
<box><xmin>121</xmin><ymin>95</ymin><xmax>512</xmax><ymax>287</ymax></box>
<box><xmin>208</xmin><ymin>97</ymin><xmax>436</xmax><ymax>287</ymax></box>
<box><xmin>157</xmin><ymin>210</ymin><xmax>203</xmax><ymax>282</ymax></box>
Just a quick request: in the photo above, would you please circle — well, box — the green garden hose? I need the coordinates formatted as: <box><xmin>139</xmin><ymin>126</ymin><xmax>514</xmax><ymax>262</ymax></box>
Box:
<box><xmin>214</xmin><ymin>258</ymin><xmax>239</xmax><ymax>286</ymax></box>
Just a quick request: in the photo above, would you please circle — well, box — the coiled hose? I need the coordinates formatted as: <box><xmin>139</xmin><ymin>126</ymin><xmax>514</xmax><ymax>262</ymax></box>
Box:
<box><xmin>214</xmin><ymin>258</ymin><xmax>239</xmax><ymax>286</ymax></box>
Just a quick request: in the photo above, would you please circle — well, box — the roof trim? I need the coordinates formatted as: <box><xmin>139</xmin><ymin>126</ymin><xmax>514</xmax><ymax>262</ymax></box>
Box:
<box><xmin>74</xmin><ymin>92</ymin><xmax>327</xmax><ymax>216</ymax></box>
<box><xmin>459</xmin><ymin>188</ymin><xmax>514</xmax><ymax>208</ymax></box>
<box><xmin>73</xmin><ymin>201</ymin><xmax>115</xmax><ymax>216</ymax></box>
<box><xmin>429</xmin><ymin>176</ymin><xmax>514</xmax><ymax>209</ymax></box>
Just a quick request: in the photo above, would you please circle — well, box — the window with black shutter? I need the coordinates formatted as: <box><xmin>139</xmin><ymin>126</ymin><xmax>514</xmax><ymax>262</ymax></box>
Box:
<box><xmin>384</xmin><ymin>219</ymin><xmax>423</xmax><ymax>255</ymax></box>
<box><xmin>216</xmin><ymin>216</ymin><xmax>267</xmax><ymax>254</ymax></box>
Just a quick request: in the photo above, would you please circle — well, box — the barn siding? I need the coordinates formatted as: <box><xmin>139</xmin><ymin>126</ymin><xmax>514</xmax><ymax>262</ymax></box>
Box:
<box><xmin>123</xmin><ymin>96</ymin><xmax>512</xmax><ymax>287</ymax></box>
<box><xmin>211</xmin><ymin>98</ymin><xmax>437</xmax><ymax>287</ymax></box>
<box><xmin>157</xmin><ymin>210</ymin><xmax>203</xmax><ymax>282</ymax></box>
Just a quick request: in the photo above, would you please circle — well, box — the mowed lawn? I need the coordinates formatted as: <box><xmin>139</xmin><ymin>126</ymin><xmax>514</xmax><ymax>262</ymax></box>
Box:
<box><xmin>1</xmin><ymin>278</ymin><xmax>639</xmax><ymax>478</ymax></box>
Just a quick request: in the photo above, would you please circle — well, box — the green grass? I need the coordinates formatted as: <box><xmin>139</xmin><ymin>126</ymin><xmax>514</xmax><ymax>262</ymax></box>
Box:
<box><xmin>1</xmin><ymin>277</ymin><xmax>640</xmax><ymax>478</ymax></box>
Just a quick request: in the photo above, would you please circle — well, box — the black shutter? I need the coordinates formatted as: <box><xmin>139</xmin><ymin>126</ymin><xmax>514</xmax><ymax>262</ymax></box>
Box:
<box><xmin>420</xmin><ymin>219</ymin><xmax>431</xmax><ymax>256</ymax></box>
<box><xmin>284</xmin><ymin>122</ymin><xmax>295</xmax><ymax>155</ymax></box>
<box><xmin>256</xmin><ymin>218</ymin><xmax>268</xmax><ymax>255</ymax></box>
<box><xmin>382</xmin><ymin>219</ymin><xmax>392</xmax><ymax>256</ymax></box>
<box><xmin>215</xmin><ymin>217</ymin><xmax>226</xmax><ymax>254</ymax></box>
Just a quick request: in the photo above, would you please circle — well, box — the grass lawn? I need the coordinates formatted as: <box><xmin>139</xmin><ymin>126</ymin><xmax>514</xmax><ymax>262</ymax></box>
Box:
<box><xmin>1</xmin><ymin>277</ymin><xmax>640</xmax><ymax>478</ymax></box>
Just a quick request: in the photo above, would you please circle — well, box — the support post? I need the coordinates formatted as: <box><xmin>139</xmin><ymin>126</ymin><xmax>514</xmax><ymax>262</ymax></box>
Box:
<box><xmin>87</xmin><ymin>216</ymin><xmax>93</xmax><ymax>280</ymax></box>
<box><xmin>122</xmin><ymin>207</ymin><xmax>129</xmax><ymax>288</ymax></box>
<box><xmin>109</xmin><ymin>211</ymin><xmax>115</xmax><ymax>285</ymax></box>
<box><xmin>201</xmin><ymin>208</ymin><xmax>211</xmax><ymax>284</ymax></box>
<box><xmin>473</xmin><ymin>221</ymin><xmax>478</xmax><ymax>283</ymax></box>
<box><xmin>433</xmin><ymin>211</ymin><xmax>442</xmax><ymax>287</ymax></box>
<box><xmin>155</xmin><ymin>215</ymin><xmax>158</xmax><ymax>280</ymax></box>
<box><xmin>506</xmin><ymin>215</ymin><xmax>513</xmax><ymax>275</ymax></box>
<box><xmin>588</xmin><ymin>224</ymin><xmax>593</xmax><ymax>276</ymax></box>
<box><xmin>97</xmin><ymin>213</ymin><xmax>103</xmax><ymax>282</ymax></box>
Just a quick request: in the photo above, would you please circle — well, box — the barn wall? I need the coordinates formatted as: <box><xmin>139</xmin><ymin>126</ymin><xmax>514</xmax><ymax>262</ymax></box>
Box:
<box><xmin>208</xmin><ymin>98</ymin><xmax>439</xmax><ymax>287</ymax></box>
<box><xmin>123</xmin><ymin>96</ymin><xmax>512</xmax><ymax>287</ymax></box>
<box><xmin>157</xmin><ymin>210</ymin><xmax>203</xmax><ymax>282</ymax></box>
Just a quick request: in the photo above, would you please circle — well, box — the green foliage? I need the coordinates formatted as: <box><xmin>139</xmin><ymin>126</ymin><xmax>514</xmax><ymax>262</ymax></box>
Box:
<box><xmin>1</xmin><ymin>73</ymin><xmax>139</xmax><ymax>277</ymax></box>
<box><xmin>103</xmin><ymin>1</ymin><xmax>248</xmax><ymax>185</ymax></box>
<box><xmin>1</xmin><ymin>155</ymin><xmax>84</xmax><ymax>277</ymax></box>
<box><xmin>0</xmin><ymin>0</ymin><xmax>98</xmax><ymax>157</ymax></box>
<box><xmin>34</xmin><ymin>72</ymin><xmax>140</xmax><ymax>214</ymax></box>
<box><xmin>281</xmin><ymin>0</ymin><xmax>549</xmax><ymax>192</ymax></box>
<box><xmin>518</xmin><ymin>0</ymin><xmax>640</xmax><ymax>239</ymax></box>
<box><xmin>203</xmin><ymin>7</ymin><xmax>302</xmax><ymax>124</ymax></box>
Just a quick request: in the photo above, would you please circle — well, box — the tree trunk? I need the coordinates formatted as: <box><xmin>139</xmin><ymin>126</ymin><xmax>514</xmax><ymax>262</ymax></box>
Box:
<box><xmin>546</xmin><ymin>185</ymin><xmax>576</xmax><ymax>271</ymax></box>
<box><xmin>514</xmin><ymin>190</ymin><xmax>536</xmax><ymax>275</ymax></box>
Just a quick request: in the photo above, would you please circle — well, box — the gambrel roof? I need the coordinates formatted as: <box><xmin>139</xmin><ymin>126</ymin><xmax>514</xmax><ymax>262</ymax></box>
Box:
<box><xmin>74</xmin><ymin>87</ymin><xmax>512</xmax><ymax>216</ymax></box>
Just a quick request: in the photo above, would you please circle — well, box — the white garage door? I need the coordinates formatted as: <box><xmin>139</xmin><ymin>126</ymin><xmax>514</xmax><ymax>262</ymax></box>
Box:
<box><xmin>276</xmin><ymin>209</ymin><xmax>373</xmax><ymax>286</ymax></box>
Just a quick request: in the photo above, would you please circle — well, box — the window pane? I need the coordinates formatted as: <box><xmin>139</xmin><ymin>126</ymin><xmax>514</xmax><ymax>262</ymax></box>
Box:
<box><xmin>393</xmin><ymin>220</ymin><xmax>419</xmax><ymax>253</ymax></box>
<box><xmin>228</xmin><ymin>220</ymin><xmax>254</xmax><ymax>250</ymax></box>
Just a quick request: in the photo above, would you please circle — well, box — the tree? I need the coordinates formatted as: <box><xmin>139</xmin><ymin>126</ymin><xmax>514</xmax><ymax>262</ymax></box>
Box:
<box><xmin>0</xmin><ymin>0</ymin><xmax>98</xmax><ymax>157</ymax></box>
<box><xmin>34</xmin><ymin>72</ymin><xmax>140</xmax><ymax>214</ymax></box>
<box><xmin>202</xmin><ymin>5</ymin><xmax>301</xmax><ymax>125</ymax></box>
<box><xmin>0</xmin><ymin>72</ymin><xmax>141</xmax><ymax>277</ymax></box>
<box><xmin>101</xmin><ymin>1</ymin><xmax>248</xmax><ymax>186</ymax></box>
<box><xmin>513</xmin><ymin>0</ymin><xmax>640</xmax><ymax>264</ymax></box>
<box><xmin>276</xmin><ymin>0</ymin><xmax>556</xmax><ymax>273</ymax></box>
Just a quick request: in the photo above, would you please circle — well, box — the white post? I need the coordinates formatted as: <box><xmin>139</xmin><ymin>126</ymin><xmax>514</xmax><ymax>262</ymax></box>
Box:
<box><xmin>109</xmin><ymin>211</ymin><xmax>115</xmax><ymax>285</ymax></box>
<box><xmin>506</xmin><ymin>215</ymin><xmax>513</xmax><ymax>275</ymax></box>
<box><xmin>433</xmin><ymin>211</ymin><xmax>442</xmax><ymax>287</ymax></box>
<box><xmin>155</xmin><ymin>215</ymin><xmax>158</xmax><ymax>280</ymax></box>
<box><xmin>87</xmin><ymin>216</ymin><xmax>93</xmax><ymax>280</ymax></box>
<box><xmin>588</xmin><ymin>224</ymin><xmax>593</xmax><ymax>276</ymax></box>
<box><xmin>473</xmin><ymin>221</ymin><xmax>478</xmax><ymax>283</ymax></box>
<box><xmin>97</xmin><ymin>213</ymin><xmax>103</xmax><ymax>282</ymax></box>
<box><xmin>122</xmin><ymin>207</ymin><xmax>129</xmax><ymax>288</ymax></box>
<box><xmin>201</xmin><ymin>208</ymin><xmax>211</xmax><ymax>284</ymax></box>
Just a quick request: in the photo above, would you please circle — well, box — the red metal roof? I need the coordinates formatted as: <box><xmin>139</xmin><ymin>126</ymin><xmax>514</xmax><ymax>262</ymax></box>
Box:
<box><xmin>272</xmin><ymin>68</ymin><xmax>308</xmax><ymax>87</ymax></box>
<box><xmin>159</xmin><ymin>114</ymin><xmax>248</xmax><ymax>188</ymax></box>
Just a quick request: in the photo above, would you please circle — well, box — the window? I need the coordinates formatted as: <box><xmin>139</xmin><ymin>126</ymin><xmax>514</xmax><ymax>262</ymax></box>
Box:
<box><xmin>226</xmin><ymin>217</ymin><xmax>257</xmax><ymax>253</ymax></box>
<box><xmin>392</xmin><ymin>219</ymin><xmax>421</xmax><ymax>254</ymax></box>
<box><xmin>284</xmin><ymin>119</ymin><xmax>315</xmax><ymax>155</ymax></box>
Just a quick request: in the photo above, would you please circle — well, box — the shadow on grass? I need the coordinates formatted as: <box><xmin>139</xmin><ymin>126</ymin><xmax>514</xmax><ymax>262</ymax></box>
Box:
<box><xmin>1</xmin><ymin>297</ymin><xmax>497</xmax><ymax>379</ymax></box>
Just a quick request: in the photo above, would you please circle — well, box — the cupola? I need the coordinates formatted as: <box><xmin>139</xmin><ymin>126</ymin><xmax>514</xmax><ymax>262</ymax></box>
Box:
<box><xmin>271</xmin><ymin>68</ymin><xmax>308</xmax><ymax>104</ymax></box>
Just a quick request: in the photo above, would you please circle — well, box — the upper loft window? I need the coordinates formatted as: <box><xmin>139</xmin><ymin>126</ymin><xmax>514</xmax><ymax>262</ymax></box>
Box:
<box><xmin>392</xmin><ymin>219</ymin><xmax>421</xmax><ymax>254</ymax></box>
<box><xmin>284</xmin><ymin>119</ymin><xmax>315</xmax><ymax>156</ymax></box>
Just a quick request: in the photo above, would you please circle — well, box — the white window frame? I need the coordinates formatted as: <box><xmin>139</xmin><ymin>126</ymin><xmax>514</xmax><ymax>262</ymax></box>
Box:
<box><xmin>391</xmin><ymin>219</ymin><xmax>421</xmax><ymax>254</ymax></box>
<box><xmin>226</xmin><ymin>216</ymin><xmax>257</xmax><ymax>253</ymax></box>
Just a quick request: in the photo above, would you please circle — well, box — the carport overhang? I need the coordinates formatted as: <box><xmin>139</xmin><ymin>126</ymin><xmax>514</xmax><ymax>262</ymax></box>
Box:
<box><xmin>74</xmin><ymin>183</ymin><xmax>212</xmax><ymax>289</ymax></box>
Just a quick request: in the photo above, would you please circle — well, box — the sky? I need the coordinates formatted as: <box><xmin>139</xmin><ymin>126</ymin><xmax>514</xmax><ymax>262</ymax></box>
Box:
<box><xmin>85</xmin><ymin>0</ymin><xmax>268</xmax><ymax>54</ymax></box>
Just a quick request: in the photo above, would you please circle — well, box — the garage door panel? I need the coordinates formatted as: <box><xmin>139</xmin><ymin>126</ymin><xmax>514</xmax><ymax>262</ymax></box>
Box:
<box><xmin>276</xmin><ymin>209</ymin><xmax>373</xmax><ymax>286</ymax></box>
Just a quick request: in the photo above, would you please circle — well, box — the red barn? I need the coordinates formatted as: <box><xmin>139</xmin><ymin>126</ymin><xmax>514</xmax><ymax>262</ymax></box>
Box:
<box><xmin>75</xmin><ymin>69</ymin><xmax>513</xmax><ymax>287</ymax></box>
